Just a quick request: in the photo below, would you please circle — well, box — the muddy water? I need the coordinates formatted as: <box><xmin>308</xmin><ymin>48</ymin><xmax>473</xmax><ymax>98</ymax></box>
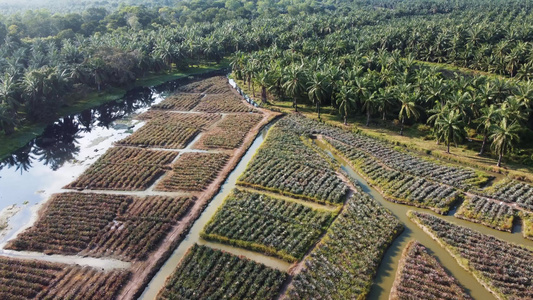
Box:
<box><xmin>139</xmin><ymin>122</ymin><xmax>291</xmax><ymax>300</ymax></box>
<box><xmin>317</xmin><ymin>144</ymin><xmax>533</xmax><ymax>300</ymax></box>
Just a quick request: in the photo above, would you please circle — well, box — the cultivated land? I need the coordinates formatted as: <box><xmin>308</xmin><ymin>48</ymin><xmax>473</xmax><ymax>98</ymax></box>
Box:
<box><xmin>4</xmin><ymin>75</ymin><xmax>533</xmax><ymax>300</ymax></box>
<box><xmin>2</xmin><ymin>76</ymin><xmax>279</xmax><ymax>299</ymax></box>
<box><xmin>389</xmin><ymin>241</ymin><xmax>471</xmax><ymax>300</ymax></box>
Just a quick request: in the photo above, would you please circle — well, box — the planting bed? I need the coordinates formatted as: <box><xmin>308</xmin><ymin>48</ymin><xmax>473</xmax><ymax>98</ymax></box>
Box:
<box><xmin>238</xmin><ymin>119</ymin><xmax>347</xmax><ymax>204</ymax></box>
<box><xmin>176</xmin><ymin>76</ymin><xmax>233</xmax><ymax>94</ymax></box>
<box><xmin>521</xmin><ymin>212</ymin><xmax>533</xmax><ymax>240</ymax></box>
<box><xmin>65</xmin><ymin>147</ymin><xmax>176</xmax><ymax>191</ymax></box>
<box><xmin>193</xmin><ymin>92</ymin><xmax>257</xmax><ymax>113</ymax></box>
<box><xmin>151</xmin><ymin>93</ymin><xmax>203</xmax><ymax>111</ymax></box>
<box><xmin>409</xmin><ymin>211</ymin><xmax>533</xmax><ymax>299</ymax></box>
<box><xmin>0</xmin><ymin>256</ymin><xmax>130</xmax><ymax>300</ymax></box>
<box><xmin>285</xmin><ymin>192</ymin><xmax>403</xmax><ymax>299</ymax></box>
<box><xmin>455</xmin><ymin>196</ymin><xmax>516</xmax><ymax>232</ymax></box>
<box><xmin>196</xmin><ymin>113</ymin><xmax>263</xmax><ymax>149</ymax></box>
<box><xmin>136</xmin><ymin>111</ymin><xmax>221</xmax><ymax>128</ymax></box>
<box><xmin>155</xmin><ymin>152</ymin><xmax>230</xmax><ymax>192</ymax></box>
<box><xmin>281</xmin><ymin>116</ymin><xmax>486</xmax><ymax>189</ymax></box>
<box><xmin>390</xmin><ymin>241</ymin><xmax>471</xmax><ymax>300</ymax></box>
<box><xmin>330</xmin><ymin>139</ymin><xmax>459</xmax><ymax>214</ymax></box>
<box><xmin>7</xmin><ymin>193</ymin><xmax>194</xmax><ymax>261</ymax></box>
<box><xmin>116</xmin><ymin>122</ymin><xmax>199</xmax><ymax>149</ymax></box>
<box><xmin>157</xmin><ymin>244</ymin><xmax>286</xmax><ymax>300</ymax></box>
<box><xmin>482</xmin><ymin>179</ymin><xmax>533</xmax><ymax>211</ymax></box>
<box><xmin>202</xmin><ymin>189</ymin><xmax>335</xmax><ymax>262</ymax></box>
<box><xmin>118</xmin><ymin>112</ymin><xmax>221</xmax><ymax>149</ymax></box>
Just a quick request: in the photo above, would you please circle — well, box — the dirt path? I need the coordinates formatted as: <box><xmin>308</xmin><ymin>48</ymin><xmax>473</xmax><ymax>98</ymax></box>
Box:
<box><xmin>117</xmin><ymin>107</ymin><xmax>281</xmax><ymax>300</ymax></box>
<box><xmin>0</xmin><ymin>249</ymin><xmax>131</xmax><ymax>270</ymax></box>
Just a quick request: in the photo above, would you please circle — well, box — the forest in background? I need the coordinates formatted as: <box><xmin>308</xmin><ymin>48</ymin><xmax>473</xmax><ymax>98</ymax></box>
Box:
<box><xmin>1</xmin><ymin>0</ymin><xmax>533</xmax><ymax>167</ymax></box>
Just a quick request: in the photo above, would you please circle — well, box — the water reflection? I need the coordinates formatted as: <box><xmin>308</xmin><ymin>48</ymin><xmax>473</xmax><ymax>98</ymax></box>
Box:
<box><xmin>0</xmin><ymin>69</ymin><xmax>228</xmax><ymax>173</ymax></box>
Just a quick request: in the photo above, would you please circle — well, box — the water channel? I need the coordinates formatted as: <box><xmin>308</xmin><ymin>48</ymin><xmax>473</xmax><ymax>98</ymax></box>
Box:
<box><xmin>139</xmin><ymin>121</ymin><xmax>292</xmax><ymax>300</ymax></box>
<box><xmin>315</xmin><ymin>141</ymin><xmax>533</xmax><ymax>300</ymax></box>
<box><xmin>2</xmin><ymin>71</ymin><xmax>533</xmax><ymax>299</ymax></box>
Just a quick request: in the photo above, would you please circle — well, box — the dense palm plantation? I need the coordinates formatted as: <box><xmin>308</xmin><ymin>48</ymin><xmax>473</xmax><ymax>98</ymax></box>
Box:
<box><xmin>0</xmin><ymin>0</ymin><xmax>533</xmax><ymax>167</ymax></box>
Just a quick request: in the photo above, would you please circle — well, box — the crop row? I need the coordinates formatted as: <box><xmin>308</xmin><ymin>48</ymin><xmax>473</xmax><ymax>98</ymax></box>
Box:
<box><xmin>391</xmin><ymin>241</ymin><xmax>471</xmax><ymax>300</ymax></box>
<box><xmin>455</xmin><ymin>196</ymin><xmax>516</xmax><ymax>232</ymax></box>
<box><xmin>8</xmin><ymin>193</ymin><xmax>194</xmax><ymax>261</ymax></box>
<box><xmin>482</xmin><ymin>179</ymin><xmax>533</xmax><ymax>211</ymax></box>
<box><xmin>155</xmin><ymin>152</ymin><xmax>229</xmax><ymax>192</ymax></box>
<box><xmin>285</xmin><ymin>191</ymin><xmax>403</xmax><ymax>299</ymax></box>
<box><xmin>118</xmin><ymin>112</ymin><xmax>222</xmax><ymax>149</ymax></box>
<box><xmin>202</xmin><ymin>189</ymin><xmax>335</xmax><ymax>262</ymax></box>
<box><xmin>137</xmin><ymin>111</ymin><xmax>221</xmax><ymax>128</ymax></box>
<box><xmin>86</xmin><ymin>196</ymin><xmax>194</xmax><ymax>260</ymax></box>
<box><xmin>193</xmin><ymin>92</ymin><xmax>257</xmax><ymax>113</ymax></box>
<box><xmin>331</xmin><ymin>138</ymin><xmax>459</xmax><ymax>214</ymax></box>
<box><xmin>158</xmin><ymin>244</ymin><xmax>286</xmax><ymax>300</ymax></box>
<box><xmin>36</xmin><ymin>266</ymin><xmax>130</xmax><ymax>300</ymax></box>
<box><xmin>409</xmin><ymin>211</ymin><xmax>533</xmax><ymax>299</ymax></box>
<box><xmin>65</xmin><ymin>147</ymin><xmax>176</xmax><ymax>191</ymax></box>
<box><xmin>280</xmin><ymin>115</ymin><xmax>485</xmax><ymax>189</ymax></box>
<box><xmin>238</xmin><ymin>121</ymin><xmax>347</xmax><ymax>204</ymax></box>
<box><xmin>0</xmin><ymin>256</ymin><xmax>129</xmax><ymax>300</ymax></box>
<box><xmin>151</xmin><ymin>93</ymin><xmax>203</xmax><ymax>111</ymax></box>
<box><xmin>176</xmin><ymin>76</ymin><xmax>233</xmax><ymax>94</ymax></box>
<box><xmin>116</xmin><ymin>123</ymin><xmax>199</xmax><ymax>149</ymax></box>
<box><xmin>197</xmin><ymin>113</ymin><xmax>263</xmax><ymax>149</ymax></box>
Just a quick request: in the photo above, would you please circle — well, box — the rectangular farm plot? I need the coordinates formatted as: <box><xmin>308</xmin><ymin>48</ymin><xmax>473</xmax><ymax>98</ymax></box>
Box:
<box><xmin>238</xmin><ymin>122</ymin><xmax>348</xmax><ymax>204</ymax></box>
<box><xmin>193</xmin><ymin>92</ymin><xmax>256</xmax><ymax>113</ymax></box>
<box><xmin>196</xmin><ymin>113</ymin><xmax>263</xmax><ymax>149</ymax></box>
<box><xmin>157</xmin><ymin>244</ymin><xmax>287</xmax><ymax>300</ymax></box>
<box><xmin>155</xmin><ymin>152</ymin><xmax>229</xmax><ymax>192</ymax></box>
<box><xmin>0</xmin><ymin>257</ymin><xmax>130</xmax><ymax>300</ymax></box>
<box><xmin>455</xmin><ymin>196</ymin><xmax>516</xmax><ymax>232</ymax></box>
<box><xmin>151</xmin><ymin>93</ymin><xmax>203</xmax><ymax>111</ymax></box>
<box><xmin>7</xmin><ymin>192</ymin><xmax>194</xmax><ymax>261</ymax></box>
<box><xmin>176</xmin><ymin>76</ymin><xmax>233</xmax><ymax>94</ymax></box>
<box><xmin>117</xmin><ymin>113</ymin><xmax>221</xmax><ymax>149</ymax></box>
<box><xmin>65</xmin><ymin>147</ymin><xmax>176</xmax><ymax>191</ymax></box>
<box><xmin>202</xmin><ymin>189</ymin><xmax>335</xmax><ymax>262</ymax></box>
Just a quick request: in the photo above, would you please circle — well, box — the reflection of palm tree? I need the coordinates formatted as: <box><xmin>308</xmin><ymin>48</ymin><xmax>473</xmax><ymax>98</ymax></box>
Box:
<box><xmin>33</xmin><ymin>140</ymin><xmax>80</xmax><ymax>171</ymax></box>
<box><xmin>2</xmin><ymin>142</ymin><xmax>35</xmax><ymax>174</ymax></box>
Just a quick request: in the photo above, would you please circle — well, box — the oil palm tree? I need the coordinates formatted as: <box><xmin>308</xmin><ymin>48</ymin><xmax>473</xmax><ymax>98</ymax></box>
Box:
<box><xmin>435</xmin><ymin>110</ymin><xmax>465</xmax><ymax>153</ymax></box>
<box><xmin>336</xmin><ymin>84</ymin><xmax>356</xmax><ymax>125</ymax></box>
<box><xmin>307</xmin><ymin>71</ymin><xmax>329</xmax><ymax>119</ymax></box>
<box><xmin>397</xmin><ymin>85</ymin><xmax>420</xmax><ymax>135</ymax></box>
<box><xmin>282</xmin><ymin>64</ymin><xmax>306</xmax><ymax>112</ymax></box>
<box><xmin>490</xmin><ymin>119</ymin><xmax>521</xmax><ymax>167</ymax></box>
<box><xmin>477</xmin><ymin>105</ymin><xmax>501</xmax><ymax>155</ymax></box>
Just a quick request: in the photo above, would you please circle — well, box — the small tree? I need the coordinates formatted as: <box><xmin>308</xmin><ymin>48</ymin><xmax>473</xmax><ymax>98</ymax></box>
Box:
<box><xmin>489</xmin><ymin>119</ymin><xmax>521</xmax><ymax>167</ymax></box>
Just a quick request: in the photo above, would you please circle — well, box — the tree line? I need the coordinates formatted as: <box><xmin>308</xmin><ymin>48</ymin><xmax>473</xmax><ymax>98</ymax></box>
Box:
<box><xmin>231</xmin><ymin>48</ymin><xmax>532</xmax><ymax>167</ymax></box>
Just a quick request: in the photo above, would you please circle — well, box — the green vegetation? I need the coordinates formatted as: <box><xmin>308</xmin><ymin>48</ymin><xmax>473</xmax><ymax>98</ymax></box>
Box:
<box><xmin>286</xmin><ymin>191</ymin><xmax>403</xmax><ymax>299</ymax></box>
<box><xmin>237</xmin><ymin>118</ymin><xmax>347</xmax><ymax>204</ymax></box>
<box><xmin>202</xmin><ymin>189</ymin><xmax>336</xmax><ymax>262</ymax></box>
<box><xmin>455</xmin><ymin>196</ymin><xmax>516</xmax><ymax>232</ymax></box>
<box><xmin>0</xmin><ymin>256</ymin><xmax>130</xmax><ymax>299</ymax></box>
<box><xmin>409</xmin><ymin>211</ymin><xmax>533</xmax><ymax>299</ymax></box>
<box><xmin>158</xmin><ymin>244</ymin><xmax>287</xmax><ymax>300</ymax></box>
<box><xmin>7</xmin><ymin>192</ymin><xmax>194</xmax><ymax>260</ymax></box>
<box><xmin>390</xmin><ymin>241</ymin><xmax>471</xmax><ymax>300</ymax></box>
